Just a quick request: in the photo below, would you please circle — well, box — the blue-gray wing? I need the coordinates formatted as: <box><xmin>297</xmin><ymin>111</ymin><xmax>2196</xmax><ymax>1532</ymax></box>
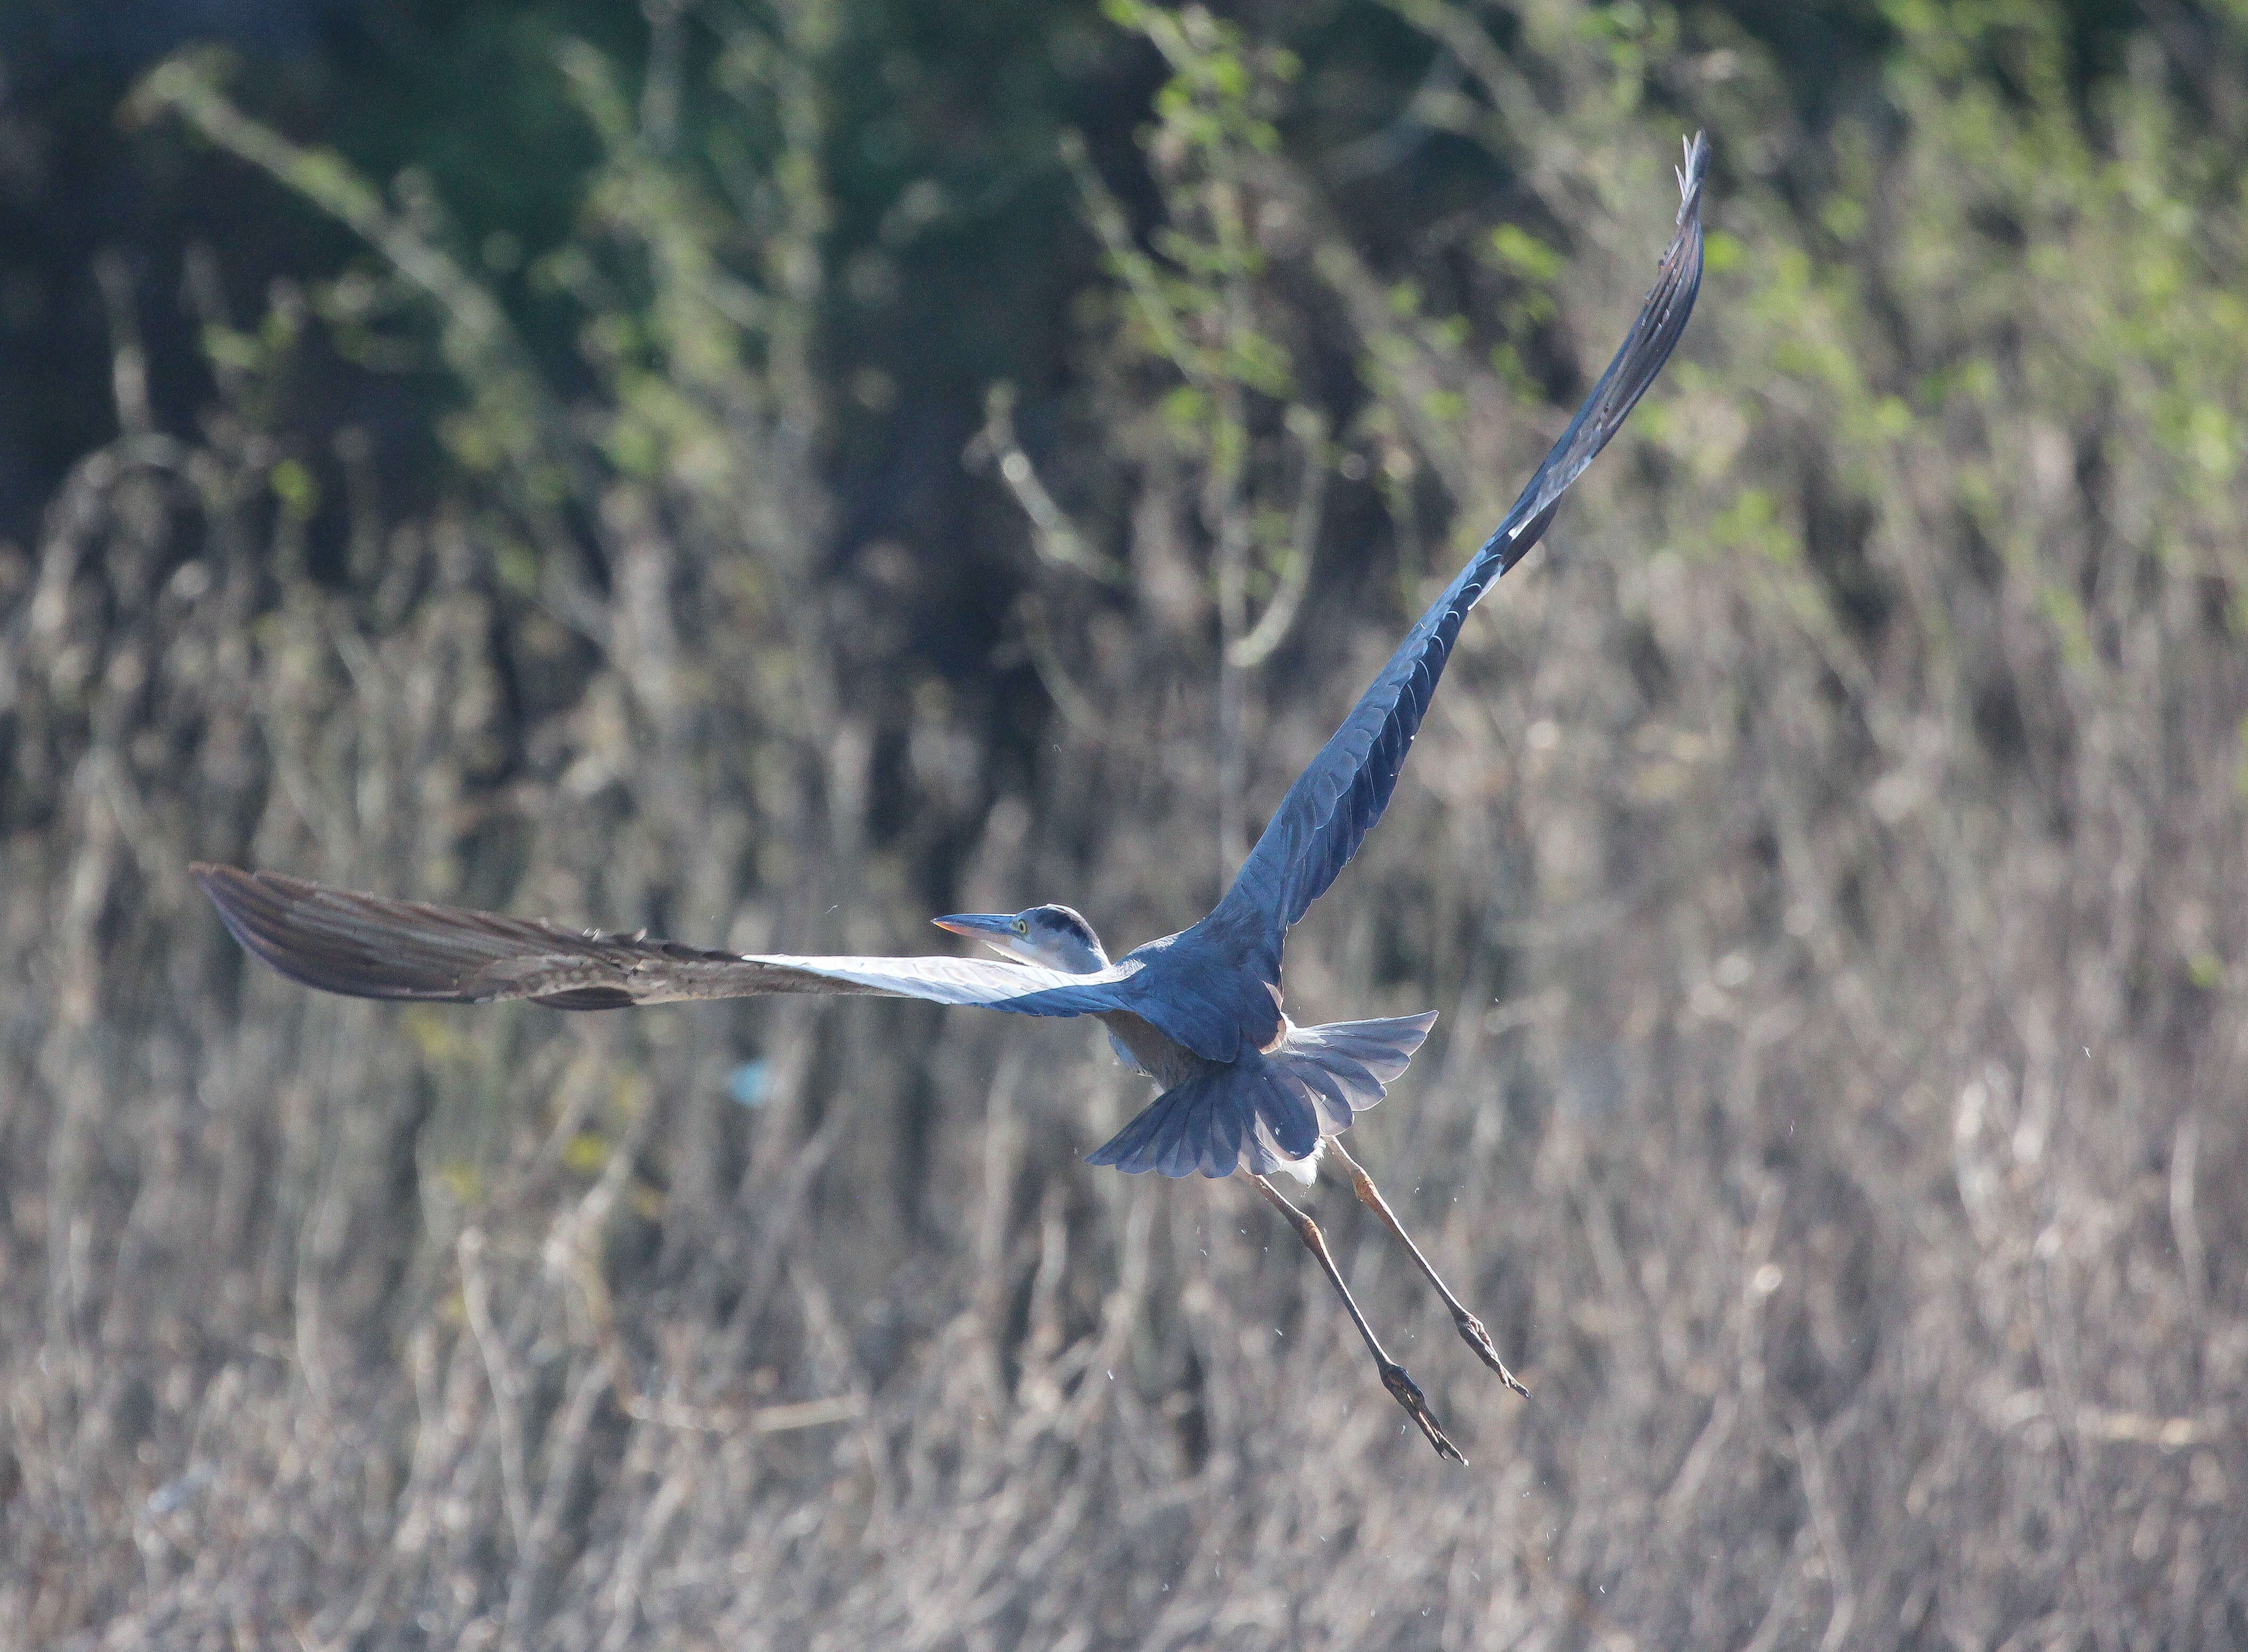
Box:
<box><xmin>1213</xmin><ymin>133</ymin><xmax>1708</xmax><ymax>943</ymax></box>
<box><xmin>196</xmin><ymin>864</ymin><xmax>1137</xmax><ymax>1016</ymax></box>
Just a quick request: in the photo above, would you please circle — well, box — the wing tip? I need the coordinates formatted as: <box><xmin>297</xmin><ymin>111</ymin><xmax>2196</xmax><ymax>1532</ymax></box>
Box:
<box><xmin>1676</xmin><ymin>130</ymin><xmax>1710</xmax><ymax>225</ymax></box>
<box><xmin>191</xmin><ymin>859</ymin><xmax>249</xmax><ymax>903</ymax></box>
<box><xmin>194</xmin><ymin>859</ymin><xmax>487</xmax><ymax>1004</ymax></box>
<box><xmin>194</xmin><ymin>861</ymin><xmax>279</xmax><ymax>954</ymax></box>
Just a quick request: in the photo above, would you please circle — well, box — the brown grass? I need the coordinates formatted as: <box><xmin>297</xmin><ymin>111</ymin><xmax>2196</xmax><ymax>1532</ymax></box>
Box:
<box><xmin>3</xmin><ymin>4</ymin><xmax>2245</xmax><ymax>1647</ymax></box>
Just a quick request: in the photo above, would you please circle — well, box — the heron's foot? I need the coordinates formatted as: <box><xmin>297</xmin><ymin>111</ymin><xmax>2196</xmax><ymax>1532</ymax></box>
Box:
<box><xmin>1379</xmin><ymin>1359</ymin><xmax>1467</xmax><ymax>1465</ymax></box>
<box><xmin>1453</xmin><ymin>1310</ymin><xmax>1530</xmax><ymax>1398</ymax></box>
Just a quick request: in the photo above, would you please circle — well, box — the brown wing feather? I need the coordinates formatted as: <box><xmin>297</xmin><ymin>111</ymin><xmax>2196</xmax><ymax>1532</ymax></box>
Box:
<box><xmin>194</xmin><ymin>864</ymin><xmax>1140</xmax><ymax>1015</ymax></box>
<box><xmin>195</xmin><ymin>864</ymin><xmax>900</xmax><ymax>1008</ymax></box>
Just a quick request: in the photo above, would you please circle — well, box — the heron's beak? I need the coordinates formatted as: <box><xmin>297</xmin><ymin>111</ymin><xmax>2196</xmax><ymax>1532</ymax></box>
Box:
<box><xmin>933</xmin><ymin>914</ymin><xmax>1017</xmax><ymax>942</ymax></box>
<box><xmin>934</xmin><ymin>913</ymin><xmax>1028</xmax><ymax>963</ymax></box>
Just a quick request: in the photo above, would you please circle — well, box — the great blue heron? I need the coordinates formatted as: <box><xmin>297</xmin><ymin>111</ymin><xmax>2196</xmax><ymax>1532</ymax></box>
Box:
<box><xmin>198</xmin><ymin>134</ymin><xmax>1708</xmax><ymax>1464</ymax></box>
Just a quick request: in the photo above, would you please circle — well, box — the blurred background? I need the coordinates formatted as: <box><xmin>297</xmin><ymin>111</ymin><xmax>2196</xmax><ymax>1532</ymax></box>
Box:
<box><xmin>3</xmin><ymin>0</ymin><xmax>2245</xmax><ymax>1645</ymax></box>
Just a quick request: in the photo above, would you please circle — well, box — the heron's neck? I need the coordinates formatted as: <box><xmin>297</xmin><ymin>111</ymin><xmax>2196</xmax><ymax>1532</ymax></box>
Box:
<box><xmin>1042</xmin><ymin>931</ymin><xmax>1110</xmax><ymax>974</ymax></box>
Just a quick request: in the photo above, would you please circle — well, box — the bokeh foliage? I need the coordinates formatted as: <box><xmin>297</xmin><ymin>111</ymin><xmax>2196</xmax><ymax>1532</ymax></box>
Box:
<box><xmin>3</xmin><ymin>1</ymin><xmax>2247</xmax><ymax>1647</ymax></box>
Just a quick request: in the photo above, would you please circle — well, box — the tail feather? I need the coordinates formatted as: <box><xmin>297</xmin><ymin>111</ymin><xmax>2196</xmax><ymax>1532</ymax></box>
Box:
<box><xmin>1086</xmin><ymin>1010</ymin><xmax>1437</xmax><ymax>1179</ymax></box>
<box><xmin>1275</xmin><ymin>1011</ymin><xmax>1437</xmax><ymax>1133</ymax></box>
<box><xmin>1152</xmin><ymin>1081</ymin><xmax>1225</xmax><ymax>1178</ymax></box>
<box><xmin>1287</xmin><ymin>1056</ymin><xmax>1355</xmax><ymax>1133</ymax></box>
<box><xmin>1286</xmin><ymin>1014</ymin><xmax>1430</xmax><ymax>1080</ymax></box>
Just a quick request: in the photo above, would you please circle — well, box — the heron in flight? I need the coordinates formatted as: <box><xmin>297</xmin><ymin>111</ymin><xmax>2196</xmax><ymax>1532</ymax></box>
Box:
<box><xmin>199</xmin><ymin>135</ymin><xmax>1707</xmax><ymax>1464</ymax></box>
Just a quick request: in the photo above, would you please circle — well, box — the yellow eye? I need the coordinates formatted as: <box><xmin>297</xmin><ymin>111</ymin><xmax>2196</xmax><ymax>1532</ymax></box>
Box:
<box><xmin>1013</xmin><ymin>918</ymin><xmax>1028</xmax><ymax>935</ymax></box>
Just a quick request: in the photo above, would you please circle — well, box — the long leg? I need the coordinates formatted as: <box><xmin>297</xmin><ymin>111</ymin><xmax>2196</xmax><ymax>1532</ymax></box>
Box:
<box><xmin>1326</xmin><ymin>1138</ymin><xmax>1529</xmax><ymax>1398</ymax></box>
<box><xmin>1251</xmin><ymin>1174</ymin><xmax>1465</xmax><ymax>1464</ymax></box>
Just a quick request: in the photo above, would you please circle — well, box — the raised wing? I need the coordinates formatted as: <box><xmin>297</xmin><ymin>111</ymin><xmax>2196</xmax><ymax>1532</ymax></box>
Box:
<box><xmin>1213</xmin><ymin>133</ymin><xmax>1708</xmax><ymax>944</ymax></box>
<box><xmin>196</xmin><ymin>864</ymin><xmax>1137</xmax><ymax>1016</ymax></box>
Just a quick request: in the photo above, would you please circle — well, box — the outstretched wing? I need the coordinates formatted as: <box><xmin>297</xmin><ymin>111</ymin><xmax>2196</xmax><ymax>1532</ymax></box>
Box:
<box><xmin>1212</xmin><ymin>133</ymin><xmax>1709</xmax><ymax>946</ymax></box>
<box><xmin>195</xmin><ymin>864</ymin><xmax>1137</xmax><ymax>1016</ymax></box>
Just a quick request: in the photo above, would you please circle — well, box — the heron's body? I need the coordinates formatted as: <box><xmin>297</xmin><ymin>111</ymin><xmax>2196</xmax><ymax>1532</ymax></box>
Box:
<box><xmin>196</xmin><ymin>137</ymin><xmax>1711</xmax><ymax>1461</ymax></box>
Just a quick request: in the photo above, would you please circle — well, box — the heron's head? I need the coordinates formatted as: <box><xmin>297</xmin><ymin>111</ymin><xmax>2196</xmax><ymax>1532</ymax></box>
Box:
<box><xmin>934</xmin><ymin>906</ymin><xmax>1110</xmax><ymax>974</ymax></box>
